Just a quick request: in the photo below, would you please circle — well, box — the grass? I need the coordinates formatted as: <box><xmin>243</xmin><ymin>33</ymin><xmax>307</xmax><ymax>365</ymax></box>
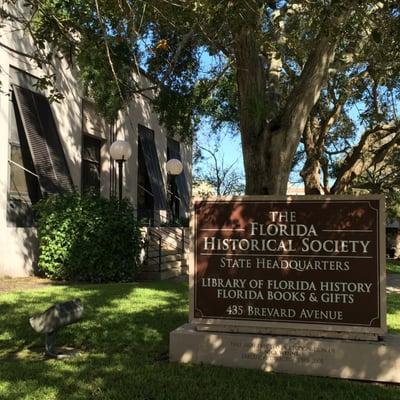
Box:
<box><xmin>387</xmin><ymin>259</ymin><xmax>400</xmax><ymax>274</ymax></box>
<box><xmin>388</xmin><ymin>292</ymin><xmax>400</xmax><ymax>334</ymax></box>
<box><xmin>0</xmin><ymin>281</ymin><xmax>399</xmax><ymax>400</ymax></box>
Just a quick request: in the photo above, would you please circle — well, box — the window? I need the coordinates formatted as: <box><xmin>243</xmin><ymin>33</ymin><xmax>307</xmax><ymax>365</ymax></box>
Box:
<box><xmin>13</xmin><ymin>85</ymin><xmax>74</xmax><ymax>194</ymax></box>
<box><xmin>167</xmin><ymin>139</ymin><xmax>180</xmax><ymax>219</ymax></box>
<box><xmin>167</xmin><ymin>137</ymin><xmax>189</xmax><ymax>215</ymax></box>
<box><xmin>7</xmin><ymin>69</ymin><xmax>73</xmax><ymax>226</ymax></box>
<box><xmin>82</xmin><ymin>136</ymin><xmax>102</xmax><ymax>194</ymax></box>
<box><xmin>7</xmin><ymin>92</ymin><xmax>41</xmax><ymax>227</ymax></box>
<box><xmin>137</xmin><ymin>124</ymin><xmax>167</xmax><ymax>213</ymax></box>
<box><xmin>137</xmin><ymin>140</ymin><xmax>154</xmax><ymax>223</ymax></box>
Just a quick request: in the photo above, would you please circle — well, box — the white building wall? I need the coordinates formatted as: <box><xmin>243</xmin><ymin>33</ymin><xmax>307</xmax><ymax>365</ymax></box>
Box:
<box><xmin>116</xmin><ymin>75</ymin><xmax>192</xmax><ymax>221</ymax></box>
<box><xmin>0</xmin><ymin>57</ymin><xmax>37</xmax><ymax>274</ymax></box>
<box><xmin>0</xmin><ymin>13</ymin><xmax>192</xmax><ymax>277</ymax></box>
<box><xmin>120</xmin><ymin>91</ymin><xmax>168</xmax><ymax>211</ymax></box>
<box><xmin>0</xmin><ymin>18</ymin><xmax>84</xmax><ymax>276</ymax></box>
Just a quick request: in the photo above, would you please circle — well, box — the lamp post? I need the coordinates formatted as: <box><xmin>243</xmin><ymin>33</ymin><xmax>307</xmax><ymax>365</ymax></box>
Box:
<box><xmin>110</xmin><ymin>140</ymin><xmax>132</xmax><ymax>202</ymax></box>
<box><xmin>166</xmin><ymin>158</ymin><xmax>183</xmax><ymax>221</ymax></box>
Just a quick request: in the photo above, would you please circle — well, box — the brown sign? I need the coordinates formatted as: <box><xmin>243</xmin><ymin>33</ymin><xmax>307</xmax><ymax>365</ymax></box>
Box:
<box><xmin>190</xmin><ymin>196</ymin><xmax>386</xmax><ymax>335</ymax></box>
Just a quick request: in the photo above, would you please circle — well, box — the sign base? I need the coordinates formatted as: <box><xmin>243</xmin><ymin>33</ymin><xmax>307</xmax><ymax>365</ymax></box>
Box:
<box><xmin>170</xmin><ymin>323</ymin><xmax>400</xmax><ymax>383</ymax></box>
<box><xmin>194</xmin><ymin>323</ymin><xmax>379</xmax><ymax>341</ymax></box>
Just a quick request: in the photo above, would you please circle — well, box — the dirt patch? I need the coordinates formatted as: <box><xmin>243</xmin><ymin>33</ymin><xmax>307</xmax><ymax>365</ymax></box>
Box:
<box><xmin>0</xmin><ymin>277</ymin><xmax>55</xmax><ymax>293</ymax></box>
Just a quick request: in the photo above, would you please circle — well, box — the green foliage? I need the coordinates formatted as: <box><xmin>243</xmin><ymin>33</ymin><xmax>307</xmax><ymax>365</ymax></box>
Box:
<box><xmin>78</xmin><ymin>37</ymin><xmax>137</xmax><ymax>122</ymax></box>
<box><xmin>4</xmin><ymin>0</ymin><xmax>400</xmax><ymax>193</ymax></box>
<box><xmin>151</xmin><ymin>87</ymin><xmax>198</xmax><ymax>141</ymax></box>
<box><xmin>196</xmin><ymin>69</ymin><xmax>240</xmax><ymax>133</ymax></box>
<box><xmin>387</xmin><ymin>261</ymin><xmax>400</xmax><ymax>274</ymax></box>
<box><xmin>350</xmin><ymin>147</ymin><xmax>400</xmax><ymax>219</ymax></box>
<box><xmin>3</xmin><ymin>0</ymin><xmax>140</xmax><ymax>121</ymax></box>
<box><xmin>34</xmin><ymin>193</ymin><xmax>142</xmax><ymax>282</ymax></box>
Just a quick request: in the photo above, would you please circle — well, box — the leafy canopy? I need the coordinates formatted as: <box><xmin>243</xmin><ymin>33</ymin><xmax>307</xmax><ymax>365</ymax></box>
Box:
<box><xmin>2</xmin><ymin>1</ymin><xmax>400</xmax><ymax>174</ymax></box>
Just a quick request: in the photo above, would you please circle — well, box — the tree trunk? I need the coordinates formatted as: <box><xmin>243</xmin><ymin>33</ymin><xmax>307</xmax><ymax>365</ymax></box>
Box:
<box><xmin>300</xmin><ymin>157</ymin><xmax>323</xmax><ymax>194</ymax></box>
<box><xmin>233</xmin><ymin>4</ymin><xmax>349</xmax><ymax>195</ymax></box>
<box><xmin>242</xmin><ymin>129</ymin><xmax>290</xmax><ymax>195</ymax></box>
<box><xmin>300</xmin><ymin>119</ymin><xmax>324</xmax><ymax>194</ymax></box>
<box><xmin>236</xmin><ymin>39</ymin><xmax>338</xmax><ymax>194</ymax></box>
<box><xmin>233</xmin><ymin>21</ymin><xmax>270</xmax><ymax>194</ymax></box>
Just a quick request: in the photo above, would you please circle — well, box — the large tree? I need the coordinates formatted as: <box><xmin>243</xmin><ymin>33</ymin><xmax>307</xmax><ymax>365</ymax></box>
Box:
<box><xmin>2</xmin><ymin>0</ymin><xmax>399</xmax><ymax>195</ymax></box>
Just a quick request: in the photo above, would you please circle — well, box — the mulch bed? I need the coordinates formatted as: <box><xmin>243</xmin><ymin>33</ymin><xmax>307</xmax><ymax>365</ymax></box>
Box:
<box><xmin>0</xmin><ymin>277</ymin><xmax>54</xmax><ymax>293</ymax></box>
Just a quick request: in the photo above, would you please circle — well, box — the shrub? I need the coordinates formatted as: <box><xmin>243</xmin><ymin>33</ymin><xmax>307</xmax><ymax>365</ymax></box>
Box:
<box><xmin>34</xmin><ymin>192</ymin><xmax>142</xmax><ymax>282</ymax></box>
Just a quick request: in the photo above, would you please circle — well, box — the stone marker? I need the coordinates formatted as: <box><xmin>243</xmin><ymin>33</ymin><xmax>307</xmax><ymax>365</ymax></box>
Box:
<box><xmin>29</xmin><ymin>299</ymin><xmax>84</xmax><ymax>358</ymax></box>
<box><xmin>169</xmin><ymin>195</ymin><xmax>400</xmax><ymax>383</ymax></box>
<box><xmin>170</xmin><ymin>324</ymin><xmax>400</xmax><ymax>384</ymax></box>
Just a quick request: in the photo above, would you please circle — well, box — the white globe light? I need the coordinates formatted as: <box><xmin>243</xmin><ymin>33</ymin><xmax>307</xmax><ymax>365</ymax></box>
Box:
<box><xmin>166</xmin><ymin>158</ymin><xmax>183</xmax><ymax>175</ymax></box>
<box><xmin>110</xmin><ymin>140</ymin><xmax>132</xmax><ymax>161</ymax></box>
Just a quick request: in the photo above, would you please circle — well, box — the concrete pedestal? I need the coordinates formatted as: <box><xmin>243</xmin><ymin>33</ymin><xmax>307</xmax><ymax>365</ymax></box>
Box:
<box><xmin>170</xmin><ymin>324</ymin><xmax>400</xmax><ymax>383</ymax></box>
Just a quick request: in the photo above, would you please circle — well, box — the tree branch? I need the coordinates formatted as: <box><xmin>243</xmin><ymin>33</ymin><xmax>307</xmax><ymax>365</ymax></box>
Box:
<box><xmin>162</xmin><ymin>29</ymin><xmax>195</xmax><ymax>81</ymax></box>
<box><xmin>331</xmin><ymin>122</ymin><xmax>400</xmax><ymax>193</ymax></box>
<box><xmin>94</xmin><ymin>0</ymin><xmax>124</xmax><ymax>101</ymax></box>
<box><xmin>276</xmin><ymin>2</ymin><xmax>354</xmax><ymax>176</ymax></box>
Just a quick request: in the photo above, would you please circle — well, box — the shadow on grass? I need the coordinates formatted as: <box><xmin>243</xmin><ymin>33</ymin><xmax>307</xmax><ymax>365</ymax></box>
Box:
<box><xmin>387</xmin><ymin>292</ymin><xmax>400</xmax><ymax>335</ymax></box>
<box><xmin>0</xmin><ymin>282</ymin><xmax>400</xmax><ymax>400</ymax></box>
<box><xmin>0</xmin><ymin>281</ymin><xmax>187</xmax><ymax>357</ymax></box>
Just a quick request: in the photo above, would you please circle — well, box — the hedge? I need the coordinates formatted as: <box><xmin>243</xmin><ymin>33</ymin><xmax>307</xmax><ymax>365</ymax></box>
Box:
<box><xmin>34</xmin><ymin>192</ymin><xmax>142</xmax><ymax>282</ymax></box>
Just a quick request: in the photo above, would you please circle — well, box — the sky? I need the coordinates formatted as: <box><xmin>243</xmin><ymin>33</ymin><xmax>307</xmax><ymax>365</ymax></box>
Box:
<box><xmin>196</xmin><ymin>122</ymin><xmax>244</xmax><ymax>171</ymax></box>
<box><xmin>195</xmin><ymin>51</ymin><xmax>245</xmax><ymax>183</ymax></box>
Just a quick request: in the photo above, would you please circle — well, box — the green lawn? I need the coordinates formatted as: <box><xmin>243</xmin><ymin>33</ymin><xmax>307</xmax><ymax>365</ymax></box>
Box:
<box><xmin>387</xmin><ymin>260</ymin><xmax>400</xmax><ymax>274</ymax></box>
<box><xmin>1</xmin><ymin>281</ymin><xmax>400</xmax><ymax>400</ymax></box>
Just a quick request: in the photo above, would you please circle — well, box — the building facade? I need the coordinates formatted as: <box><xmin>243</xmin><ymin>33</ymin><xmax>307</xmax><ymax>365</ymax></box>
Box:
<box><xmin>0</xmin><ymin>13</ymin><xmax>191</xmax><ymax>277</ymax></box>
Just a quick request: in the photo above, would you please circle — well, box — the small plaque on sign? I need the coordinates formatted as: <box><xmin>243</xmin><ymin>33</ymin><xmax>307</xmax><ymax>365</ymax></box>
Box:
<box><xmin>189</xmin><ymin>196</ymin><xmax>386</xmax><ymax>337</ymax></box>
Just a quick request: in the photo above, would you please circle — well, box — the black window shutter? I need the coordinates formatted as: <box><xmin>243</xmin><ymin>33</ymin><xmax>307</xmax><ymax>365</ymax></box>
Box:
<box><xmin>82</xmin><ymin>136</ymin><xmax>101</xmax><ymax>195</ymax></box>
<box><xmin>167</xmin><ymin>138</ymin><xmax>190</xmax><ymax>211</ymax></box>
<box><xmin>13</xmin><ymin>85</ymin><xmax>74</xmax><ymax>195</ymax></box>
<box><xmin>138</xmin><ymin>125</ymin><xmax>167</xmax><ymax>210</ymax></box>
